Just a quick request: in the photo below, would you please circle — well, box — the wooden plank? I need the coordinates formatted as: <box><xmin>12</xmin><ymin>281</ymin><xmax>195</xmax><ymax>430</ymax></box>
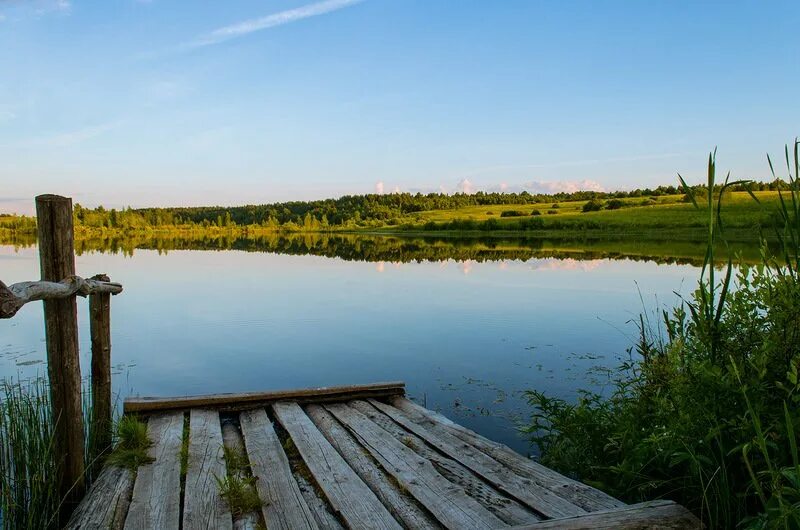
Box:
<box><xmin>239</xmin><ymin>408</ymin><xmax>318</xmax><ymax>530</ymax></box>
<box><xmin>509</xmin><ymin>500</ymin><xmax>701</xmax><ymax>529</ymax></box>
<box><xmin>392</xmin><ymin>397</ymin><xmax>623</xmax><ymax>511</ymax></box>
<box><xmin>306</xmin><ymin>404</ymin><xmax>439</xmax><ymax>529</ymax></box>
<box><xmin>124</xmin><ymin>412</ymin><xmax>184</xmax><ymax>530</ymax></box>
<box><xmin>349</xmin><ymin>400</ymin><xmax>538</xmax><ymax>526</ymax></box>
<box><xmin>66</xmin><ymin>466</ymin><xmax>133</xmax><ymax>530</ymax></box>
<box><xmin>36</xmin><ymin>194</ymin><xmax>85</xmax><ymax>514</ymax></box>
<box><xmin>325</xmin><ymin>402</ymin><xmax>505</xmax><ymax>530</ymax></box>
<box><xmin>371</xmin><ymin>399</ymin><xmax>585</xmax><ymax>519</ymax></box>
<box><xmin>221</xmin><ymin>420</ymin><xmax>262</xmax><ymax>530</ymax></box>
<box><xmin>125</xmin><ymin>381</ymin><xmax>405</xmax><ymax>414</ymax></box>
<box><xmin>183</xmin><ymin>409</ymin><xmax>232</xmax><ymax>530</ymax></box>
<box><xmin>272</xmin><ymin>402</ymin><xmax>401</xmax><ymax>530</ymax></box>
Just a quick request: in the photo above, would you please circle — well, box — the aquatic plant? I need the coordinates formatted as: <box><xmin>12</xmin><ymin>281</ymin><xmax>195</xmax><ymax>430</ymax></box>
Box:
<box><xmin>524</xmin><ymin>140</ymin><xmax>800</xmax><ymax>528</ymax></box>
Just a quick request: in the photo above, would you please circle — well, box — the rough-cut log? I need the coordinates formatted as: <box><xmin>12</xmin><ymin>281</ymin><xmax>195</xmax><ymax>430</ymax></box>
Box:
<box><xmin>36</xmin><ymin>194</ymin><xmax>85</xmax><ymax>519</ymax></box>
<box><xmin>89</xmin><ymin>274</ymin><xmax>114</xmax><ymax>465</ymax></box>
<box><xmin>0</xmin><ymin>276</ymin><xmax>123</xmax><ymax>319</ymax></box>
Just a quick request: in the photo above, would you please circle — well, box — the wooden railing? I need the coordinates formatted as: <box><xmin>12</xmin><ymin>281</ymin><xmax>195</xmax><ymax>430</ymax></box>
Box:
<box><xmin>0</xmin><ymin>195</ymin><xmax>123</xmax><ymax>516</ymax></box>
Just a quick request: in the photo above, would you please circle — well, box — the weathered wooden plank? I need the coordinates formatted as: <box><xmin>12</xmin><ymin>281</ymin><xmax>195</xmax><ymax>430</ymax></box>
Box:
<box><xmin>239</xmin><ymin>408</ymin><xmax>318</xmax><ymax>530</ymax></box>
<box><xmin>509</xmin><ymin>500</ymin><xmax>701</xmax><ymax>529</ymax></box>
<box><xmin>183</xmin><ymin>409</ymin><xmax>232</xmax><ymax>530</ymax></box>
<box><xmin>325</xmin><ymin>402</ymin><xmax>505</xmax><ymax>530</ymax></box>
<box><xmin>124</xmin><ymin>412</ymin><xmax>184</xmax><ymax>530</ymax></box>
<box><xmin>66</xmin><ymin>466</ymin><xmax>133</xmax><ymax>530</ymax></box>
<box><xmin>221</xmin><ymin>420</ymin><xmax>262</xmax><ymax>530</ymax></box>
<box><xmin>125</xmin><ymin>382</ymin><xmax>405</xmax><ymax>414</ymax></box>
<box><xmin>272</xmin><ymin>401</ymin><xmax>401</xmax><ymax>530</ymax></box>
<box><xmin>391</xmin><ymin>397</ymin><xmax>623</xmax><ymax>511</ymax></box>
<box><xmin>349</xmin><ymin>401</ymin><xmax>538</xmax><ymax>526</ymax></box>
<box><xmin>371</xmin><ymin>399</ymin><xmax>585</xmax><ymax>519</ymax></box>
<box><xmin>306</xmin><ymin>404</ymin><xmax>440</xmax><ymax>530</ymax></box>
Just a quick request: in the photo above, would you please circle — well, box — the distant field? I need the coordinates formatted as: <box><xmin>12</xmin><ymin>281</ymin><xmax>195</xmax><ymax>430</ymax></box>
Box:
<box><xmin>401</xmin><ymin>191</ymin><xmax>784</xmax><ymax>237</ymax></box>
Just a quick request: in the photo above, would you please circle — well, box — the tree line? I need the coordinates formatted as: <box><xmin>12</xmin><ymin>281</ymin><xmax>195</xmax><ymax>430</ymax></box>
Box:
<box><xmin>0</xmin><ymin>179</ymin><xmax>790</xmax><ymax>232</ymax></box>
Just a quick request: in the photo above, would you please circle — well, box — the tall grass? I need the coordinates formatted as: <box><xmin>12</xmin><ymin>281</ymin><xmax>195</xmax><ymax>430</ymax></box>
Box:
<box><xmin>525</xmin><ymin>140</ymin><xmax>800</xmax><ymax>529</ymax></box>
<box><xmin>0</xmin><ymin>377</ymin><xmax>113</xmax><ymax>529</ymax></box>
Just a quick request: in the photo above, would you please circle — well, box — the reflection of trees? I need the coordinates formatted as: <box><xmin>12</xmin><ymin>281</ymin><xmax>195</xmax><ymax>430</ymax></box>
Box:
<box><xmin>0</xmin><ymin>232</ymin><xmax>767</xmax><ymax>266</ymax></box>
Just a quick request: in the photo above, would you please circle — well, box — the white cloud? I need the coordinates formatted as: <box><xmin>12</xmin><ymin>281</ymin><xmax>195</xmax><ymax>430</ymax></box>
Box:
<box><xmin>522</xmin><ymin>179</ymin><xmax>605</xmax><ymax>194</ymax></box>
<box><xmin>456</xmin><ymin>178</ymin><xmax>474</xmax><ymax>194</ymax></box>
<box><xmin>374</xmin><ymin>181</ymin><xmax>384</xmax><ymax>194</ymax></box>
<box><xmin>187</xmin><ymin>0</ymin><xmax>365</xmax><ymax>48</ymax></box>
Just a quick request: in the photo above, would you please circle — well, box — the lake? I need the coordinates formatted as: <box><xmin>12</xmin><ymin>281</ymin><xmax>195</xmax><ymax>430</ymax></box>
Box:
<box><xmin>0</xmin><ymin>234</ymin><xmax>723</xmax><ymax>454</ymax></box>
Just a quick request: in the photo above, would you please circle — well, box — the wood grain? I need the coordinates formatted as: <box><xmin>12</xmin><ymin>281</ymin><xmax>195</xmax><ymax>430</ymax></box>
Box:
<box><xmin>273</xmin><ymin>401</ymin><xmax>401</xmax><ymax>530</ymax></box>
<box><xmin>239</xmin><ymin>408</ymin><xmax>317</xmax><ymax>530</ymax></box>
<box><xmin>391</xmin><ymin>397</ymin><xmax>623</xmax><ymax>511</ymax></box>
<box><xmin>125</xmin><ymin>382</ymin><xmax>405</xmax><ymax>414</ymax></box>
<box><xmin>306</xmin><ymin>404</ymin><xmax>439</xmax><ymax>529</ymax></box>
<box><xmin>371</xmin><ymin>399</ymin><xmax>584</xmax><ymax>519</ymax></box>
<box><xmin>350</xmin><ymin>400</ymin><xmax>537</xmax><ymax>526</ymax></box>
<box><xmin>326</xmin><ymin>402</ymin><xmax>503</xmax><ymax>530</ymax></box>
<box><xmin>36</xmin><ymin>194</ymin><xmax>86</xmax><ymax>513</ymax></box>
<box><xmin>66</xmin><ymin>466</ymin><xmax>133</xmax><ymax>530</ymax></box>
<box><xmin>183</xmin><ymin>409</ymin><xmax>232</xmax><ymax>529</ymax></box>
<box><xmin>509</xmin><ymin>500</ymin><xmax>701</xmax><ymax>529</ymax></box>
<box><xmin>124</xmin><ymin>412</ymin><xmax>184</xmax><ymax>530</ymax></box>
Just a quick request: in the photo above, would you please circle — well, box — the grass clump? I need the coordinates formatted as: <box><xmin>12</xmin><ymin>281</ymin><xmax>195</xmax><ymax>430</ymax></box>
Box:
<box><xmin>215</xmin><ymin>474</ymin><xmax>261</xmax><ymax>516</ymax></box>
<box><xmin>216</xmin><ymin>443</ymin><xmax>262</xmax><ymax>516</ymax></box>
<box><xmin>106</xmin><ymin>415</ymin><xmax>153</xmax><ymax>470</ymax></box>
<box><xmin>524</xmin><ymin>142</ymin><xmax>800</xmax><ymax>529</ymax></box>
<box><xmin>0</xmin><ymin>379</ymin><xmax>60</xmax><ymax>529</ymax></box>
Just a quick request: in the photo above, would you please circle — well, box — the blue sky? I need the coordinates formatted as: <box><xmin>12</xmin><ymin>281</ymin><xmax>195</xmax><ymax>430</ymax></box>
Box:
<box><xmin>1</xmin><ymin>0</ymin><xmax>799</xmax><ymax>214</ymax></box>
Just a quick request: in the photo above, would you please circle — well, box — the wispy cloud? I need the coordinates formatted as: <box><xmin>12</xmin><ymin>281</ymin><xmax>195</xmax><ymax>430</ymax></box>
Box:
<box><xmin>186</xmin><ymin>0</ymin><xmax>364</xmax><ymax>49</ymax></box>
<box><xmin>1</xmin><ymin>121</ymin><xmax>123</xmax><ymax>150</ymax></box>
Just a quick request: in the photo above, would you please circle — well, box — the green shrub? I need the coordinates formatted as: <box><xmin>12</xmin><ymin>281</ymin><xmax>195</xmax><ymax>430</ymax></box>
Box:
<box><xmin>531</xmin><ymin>210</ymin><xmax>542</xmax><ymax>216</ymax></box>
<box><xmin>525</xmin><ymin>142</ymin><xmax>800</xmax><ymax>529</ymax></box>
<box><xmin>582</xmin><ymin>199</ymin><xmax>604</xmax><ymax>213</ymax></box>
<box><xmin>606</xmin><ymin>199</ymin><xmax>625</xmax><ymax>210</ymax></box>
<box><xmin>500</xmin><ymin>210</ymin><xmax>526</xmax><ymax>217</ymax></box>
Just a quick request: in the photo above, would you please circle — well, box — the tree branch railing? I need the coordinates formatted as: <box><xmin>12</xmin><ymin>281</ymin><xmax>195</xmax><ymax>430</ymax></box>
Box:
<box><xmin>0</xmin><ymin>194</ymin><xmax>124</xmax><ymax>521</ymax></box>
<box><xmin>0</xmin><ymin>275</ymin><xmax>123</xmax><ymax>319</ymax></box>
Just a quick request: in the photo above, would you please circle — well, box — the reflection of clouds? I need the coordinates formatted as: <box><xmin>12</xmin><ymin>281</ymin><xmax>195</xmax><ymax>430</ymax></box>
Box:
<box><xmin>460</xmin><ymin>260</ymin><xmax>473</xmax><ymax>275</ymax></box>
<box><xmin>376</xmin><ymin>261</ymin><xmax>385</xmax><ymax>273</ymax></box>
<box><xmin>529</xmin><ymin>258</ymin><xmax>602</xmax><ymax>272</ymax></box>
<box><xmin>498</xmin><ymin>261</ymin><xmax>508</xmax><ymax>270</ymax></box>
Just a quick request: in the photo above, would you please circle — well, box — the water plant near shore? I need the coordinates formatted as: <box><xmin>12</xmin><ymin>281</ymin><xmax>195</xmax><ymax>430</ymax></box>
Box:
<box><xmin>524</xmin><ymin>142</ymin><xmax>800</xmax><ymax>528</ymax></box>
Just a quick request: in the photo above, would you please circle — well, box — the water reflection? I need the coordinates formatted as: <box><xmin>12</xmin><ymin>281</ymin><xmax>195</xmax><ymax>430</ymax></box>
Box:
<box><xmin>0</xmin><ymin>235</ymin><xmax>753</xmax><ymax>454</ymax></box>
<box><xmin>0</xmin><ymin>232</ymin><xmax>768</xmax><ymax>265</ymax></box>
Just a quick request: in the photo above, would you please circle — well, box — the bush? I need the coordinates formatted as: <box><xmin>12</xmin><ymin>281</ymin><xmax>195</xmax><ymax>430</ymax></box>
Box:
<box><xmin>500</xmin><ymin>210</ymin><xmax>526</xmax><ymax>217</ymax></box>
<box><xmin>582</xmin><ymin>199</ymin><xmax>604</xmax><ymax>213</ymax></box>
<box><xmin>547</xmin><ymin>210</ymin><xmax>558</xmax><ymax>215</ymax></box>
<box><xmin>606</xmin><ymin>199</ymin><xmax>625</xmax><ymax>210</ymax></box>
<box><xmin>524</xmin><ymin>144</ymin><xmax>800</xmax><ymax>529</ymax></box>
<box><xmin>531</xmin><ymin>210</ymin><xmax>542</xmax><ymax>216</ymax></box>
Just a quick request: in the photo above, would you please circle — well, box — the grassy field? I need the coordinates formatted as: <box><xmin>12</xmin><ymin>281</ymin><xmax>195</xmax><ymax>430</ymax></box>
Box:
<box><xmin>404</xmin><ymin>191</ymin><xmax>782</xmax><ymax>237</ymax></box>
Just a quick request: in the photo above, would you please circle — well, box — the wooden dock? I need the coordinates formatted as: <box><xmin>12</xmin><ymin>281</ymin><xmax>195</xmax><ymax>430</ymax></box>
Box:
<box><xmin>68</xmin><ymin>382</ymin><xmax>699</xmax><ymax>529</ymax></box>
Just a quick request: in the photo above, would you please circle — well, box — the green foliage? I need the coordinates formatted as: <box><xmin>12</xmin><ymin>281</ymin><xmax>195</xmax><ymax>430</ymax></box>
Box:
<box><xmin>582</xmin><ymin>199</ymin><xmax>604</xmax><ymax>212</ymax></box>
<box><xmin>606</xmin><ymin>199</ymin><xmax>625</xmax><ymax>210</ymax></box>
<box><xmin>500</xmin><ymin>210</ymin><xmax>527</xmax><ymax>217</ymax></box>
<box><xmin>0</xmin><ymin>380</ymin><xmax>59</xmax><ymax>529</ymax></box>
<box><xmin>106</xmin><ymin>415</ymin><xmax>153</xmax><ymax>471</ymax></box>
<box><xmin>216</xmin><ymin>443</ymin><xmax>262</xmax><ymax>516</ymax></box>
<box><xmin>523</xmin><ymin>142</ymin><xmax>800</xmax><ymax>529</ymax></box>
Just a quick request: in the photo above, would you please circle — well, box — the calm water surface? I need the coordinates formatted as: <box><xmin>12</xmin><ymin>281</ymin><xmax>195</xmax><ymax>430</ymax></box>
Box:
<box><xmin>0</xmin><ymin>237</ymin><xmax>701</xmax><ymax>454</ymax></box>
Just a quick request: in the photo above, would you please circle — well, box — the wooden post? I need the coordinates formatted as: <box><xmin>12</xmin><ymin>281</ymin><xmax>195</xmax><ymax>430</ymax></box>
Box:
<box><xmin>89</xmin><ymin>273</ymin><xmax>112</xmax><ymax>463</ymax></box>
<box><xmin>35</xmin><ymin>195</ymin><xmax>85</xmax><ymax>513</ymax></box>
